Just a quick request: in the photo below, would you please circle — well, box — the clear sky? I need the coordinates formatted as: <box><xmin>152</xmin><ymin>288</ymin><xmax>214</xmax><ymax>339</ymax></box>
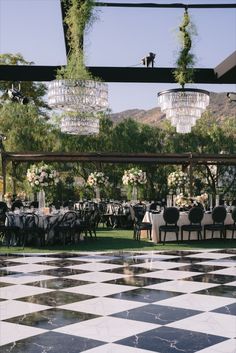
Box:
<box><xmin>0</xmin><ymin>0</ymin><xmax>235</xmax><ymax>113</ymax></box>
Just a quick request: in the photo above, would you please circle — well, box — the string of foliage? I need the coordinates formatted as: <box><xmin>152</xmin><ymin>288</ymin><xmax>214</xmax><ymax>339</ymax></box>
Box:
<box><xmin>173</xmin><ymin>9</ymin><xmax>195</xmax><ymax>88</ymax></box>
<box><xmin>57</xmin><ymin>0</ymin><xmax>95</xmax><ymax>80</ymax></box>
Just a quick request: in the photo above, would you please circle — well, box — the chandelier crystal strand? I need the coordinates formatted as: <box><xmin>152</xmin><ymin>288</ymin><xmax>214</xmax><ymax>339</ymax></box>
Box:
<box><xmin>48</xmin><ymin>79</ymin><xmax>108</xmax><ymax>135</ymax></box>
<box><xmin>158</xmin><ymin>88</ymin><xmax>210</xmax><ymax>134</ymax></box>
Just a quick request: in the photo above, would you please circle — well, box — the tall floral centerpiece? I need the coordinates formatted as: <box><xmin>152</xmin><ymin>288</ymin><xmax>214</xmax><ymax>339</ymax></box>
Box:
<box><xmin>122</xmin><ymin>168</ymin><xmax>147</xmax><ymax>201</ymax></box>
<box><xmin>168</xmin><ymin>170</ymin><xmax>189</xmax><ymax>194</ymax></box>
<box><xmin>27</xmin><ymin>163</ymin><xmax>59</xmax><ymax>209</ymax></box>
<box><xmin>87</xmin><ymin>171</ymin><xmax>109</xmax><ymax>200</ymax></box>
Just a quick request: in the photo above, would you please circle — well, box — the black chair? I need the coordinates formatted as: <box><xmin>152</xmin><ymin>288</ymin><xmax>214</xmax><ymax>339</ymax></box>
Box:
<box><xmin>76</xmin><ymin>209</ymin><xmax>100</xmax><ymax>240</ymax></box>
<box><xmin>225</xmin><ymin>207</ymin><xmax>236</xmax><ymax>239</ymax></box>
<box><xmin>204</xmin><ymin>206</ymin><xmax>227</xmax><ymax>239</ymax></box>
<box><xmin>4</xmin><ymin>212</ymin><xmax>22</xmax><ymax>247</ymax></box>
<box><xmin>159</xmin><ymin>207</ymin><xmax>180</xmax><ymax>244</ymax></box>
<box><xmin>54</xmin><ymin>211</ymin><xmax>77</xmax><ymax>245</ymax></box>
<box><xmin>181</xmin><ymin>206</ymin><xmax>204</xmax><ymax>241</ymax></box>
<box><xmin>131</xmin><ymin>205</ymin><xmax>152</xmax><ymax>241</ymax></box>
<box><xmin>22</xmin><ymin>213</ymin><xmax>45</xmax><ymax>248</ymax></box>
<box><xmin>11</xmin><ymin>200</ymin><xmax>23</xmax><ymax>211</ymax></box>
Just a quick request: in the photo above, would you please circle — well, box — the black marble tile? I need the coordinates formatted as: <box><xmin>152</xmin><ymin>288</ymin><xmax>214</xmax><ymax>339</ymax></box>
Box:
<box><xmin>0</xmin><ymin>331</ymin><xmax>105</xmax><ymax>353</ymax></box>
<box><xmin>32</xmin><ymin>268</ymin><xmax>87</xmax><ymax>277</ymax></box>
<box><xmin>159</xmin><ymin>251</ymin><xmax>201</xmax><ymax>256</ymax></box>
<box><xmin>116</xmin><ymin>326</ymin><xmax>227</xmax><ymax>353</ymax></box>
<box><xmin>183</xmin><ymin>273</ymin><xmax>236</xmax><ymax>284</ymax></box>
<box><xmin>36</xmin><ymin>259</ymin><xmax>85</xmax><ymax>267</ymax></box>
<box><xmin>112</xmin><ymin>303</ymin><xmax>202</xmax><ymax>324</ymax></box>
<box><xmin>213</xmin><ymin>249</ymin><xmax>236</xmax><ymax>254</ymax></box>
<box><xmin>17</xmin><ymin>290</ymin><xmax>94</xmax><ymax>306</ymax></box>
<box><xmin>195</xmin><ymin>285</ymin><xmax>236</xmax><ymax>298</ymax></box>
<box><xmin>4</xmin><ymin>308</ymin><xmax>99</xmax><ymax>329</ymax></box>
<box><xmin>103</xmin><ymin>258</ymin><xmax>150</xmax><ymax>265</ymax></box>
<box><xmin>25</xmin><ymin>278</ymin><xmax>92</xmax><ymax>289</ymax></box>
<box><xmin>212</xmin><ymin>302</ymin><xmax>236</xmax><ymax>315</ymax></box>
<box><xmin>171</xmin><ymin>264</ymin><xmax>226</xmax><ymax>273</ymax></box>
<box><xmin>162</xmin><ymin>257</ymin><xmax>206</xmax><ymax>264</ymax></box>
<box><xmin>108</xmin><ymin>288</ymin><xmax>182</xmax><ymax>303</ymax></box>
<box><xmin>40</xmin><ymin>252</ymin><xmax>85</xmax><ymax>258</ymax></box>
<box><xmin>102</xmin><ymin>266</ymin><xmax>157</xmax><ymax>275</ymax></box>
<box><xmin>0</xmin><ymin>269</ymin><xmax>19</xmax><ymax>277</ymax></box>
<box><xmin>105</xmin><ymin>276</ymin><xmax>170</xmax><ymax>287</ymax></box>
<box><xmin>0</xmin><ymin>260</ymin><xmax>27</xmax><ymax>267</ymax></box>
<box><xmin>0</xmin><ymin>281</ymin><xmax>12</xmax><ymax>287</ymax></box>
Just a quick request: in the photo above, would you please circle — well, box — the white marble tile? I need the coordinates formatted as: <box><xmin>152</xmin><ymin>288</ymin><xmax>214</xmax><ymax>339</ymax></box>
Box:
<box><xmin>66</xmin><ymin>262</ymin><xmax>122</xmax><ymax>272</ymax></box>
<box><xmin>60</xmin><ymin>296</ymin><xmax>145</xmax><ymax>316</ymax></box>
<box><xmin>54</xmin><ymin>316</ymin><xmax>157</xmax><ymax>342</ymax></box>
<box><xmin>197</xmin><ymin>260</ymin><xmax>236</xmax><ymax>267</ymax></box>
<box><xmin>1</xmin><ymin>263</ymin><xmax>57</xmax><ymax>273</ymax></box>
<box><xmin>209</xmin><ymin>267</ymin><xmax>236</xmax><ymax>276</ymax></box>
<box><xmin>4</xmin><ymin>256</ymin><xmax>59</xmax><ymax>264</ymax></box>
<box><xmin>196</xmin><ymin>339</ymin><xmax>236</xmax><ymax>353</ymax></box>
<box><xmin>0</xmin><ymin>299</ymin><xmax>50</xmax><ymax>320</ymax></box>
<box><xmin>146</xmin><ymin>280</ymin><xmax>219</xmax><ymax>293</ymax></box>
<box><xmin>226</xmin><ymin>281</ymin><xmax>236</xmax><ymax>287</ymax></box>
<box><xmin>167</xmin><ymin>312</ymin><xmax>236</xmax><ymax>338</ymax></box>
<box><xmin>83</xmin><ymin>342</ymin><xmax>160</xmax><ymax>353</ymax></box>
<box><xmin>66</xmin><ymin>271</ymin><xmax>128</xmax><ymax>283</ymax></box>
<box><xmin>68</xmin><ymin>255</ymin><xmax>116</xmax><ymax>262</ymax></box>
<box><xmin>186</xmin><ymin>253</ymin><xmax>233</xmax><ymax>259</ymax></box>
<box><xmin>0</xmin><ymin>284</ymin><xmax>53</xmax><ymax>299</ymax></box>
<box><xmin>131</xmin><ymin>261</ymin><xmax>187</xmax><ymax>270</ymax></box>
<box><xmin>0</xmin><ymin>321</ymin><xmax>46</xmax><ymax>346</ymax></box>
<box><xmin>0</xmin><ymin>274</ymin><xmax>56</xmax><ymax>284</ymax></box>
<box><xmin>62</xmin><ymin>282</ymin><xmax>135</xmax><ymax>296</ymax></box>
<box><xmin>157</xmin><ymin>293</ymin><xmax>235</xmax><ymax>311</ymax></box>
<box><xmin>138</xmin><ymin>269</ymin><xmax>201</xmax><ymax>280</ymax></box>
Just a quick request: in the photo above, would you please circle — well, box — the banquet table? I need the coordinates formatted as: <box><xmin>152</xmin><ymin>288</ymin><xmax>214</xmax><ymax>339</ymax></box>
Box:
<box><xmin>143</xmin><ymin>210</ymin><xmax>233</xmax><ymax>243</ymax></box>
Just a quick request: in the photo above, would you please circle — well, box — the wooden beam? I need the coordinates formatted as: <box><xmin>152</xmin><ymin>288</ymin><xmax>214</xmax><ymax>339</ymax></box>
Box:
<box><xmin>95</xmin><ymin>2</ymin><xmax>236</xmax><ymax>9</ymax></box>
<box><xmin>3</xmin><ymin>152</ymin><xmax>236</xmax><ymax>166</ymax></box>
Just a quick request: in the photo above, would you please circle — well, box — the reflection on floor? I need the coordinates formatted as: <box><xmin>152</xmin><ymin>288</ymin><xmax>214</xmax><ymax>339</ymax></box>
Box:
<box><xmin>0</xmin><ymin>249</ymin><xmax>235</xmax><ymax>353</ymax></box>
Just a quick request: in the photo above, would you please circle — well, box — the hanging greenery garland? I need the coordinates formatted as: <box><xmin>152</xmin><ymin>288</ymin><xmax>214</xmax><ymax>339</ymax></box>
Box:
<box><xmin>173</xmin><ymin>9</ymin><xmax>196</xmax><ymax>88</ymax></box>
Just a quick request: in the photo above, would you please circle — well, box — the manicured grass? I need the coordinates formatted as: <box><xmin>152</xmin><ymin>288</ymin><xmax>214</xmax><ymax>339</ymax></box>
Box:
<box><xmin>0</xmin><ymin>228</ymin><xmax>236</xmax><ymax>254</ymax></box>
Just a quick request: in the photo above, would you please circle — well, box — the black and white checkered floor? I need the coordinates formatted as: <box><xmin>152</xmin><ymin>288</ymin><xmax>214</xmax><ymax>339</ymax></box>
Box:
<box><xmin>0</xmin><ymin>249</ymin><xmax>235</xmax><ymax>353</ymax></box>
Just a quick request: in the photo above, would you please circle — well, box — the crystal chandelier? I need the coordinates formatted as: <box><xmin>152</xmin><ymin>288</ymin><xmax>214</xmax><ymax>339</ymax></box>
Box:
<box><xmin>48</xmin><ymin>79</ymin><xmax>108</xmax><ymax>135</ymax></box>
<box><xmin>47</xmin><ymin>0</ymin><xmax>108</xmax><ymax>135</ymax></box>
<box><xmin>157</xmin><ymin>9</ymin><xmax>210</xmax><ymax>134</ymax></box>
<box><xmin>158</xmin><ymin>88</ymin><xmax>210</xmax><ymax>133</ymax></box>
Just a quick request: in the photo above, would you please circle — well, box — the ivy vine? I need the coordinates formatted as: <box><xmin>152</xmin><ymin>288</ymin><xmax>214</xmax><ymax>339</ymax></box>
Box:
<box><xmin>173</xmin><ymin>9</ymin><xmax>196</xmax><ymax>88</ymax></box>
<box><xmin>57</xmin><ymin>0</ymin><xmax>95</xmax><ymax>80</ymax></box>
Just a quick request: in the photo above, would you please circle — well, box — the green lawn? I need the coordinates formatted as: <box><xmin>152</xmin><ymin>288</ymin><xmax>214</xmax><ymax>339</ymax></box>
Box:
<box><xmin>0</xmin><ymin>228</ymin><xmax>235</xmax><ymax>254</ymax></box>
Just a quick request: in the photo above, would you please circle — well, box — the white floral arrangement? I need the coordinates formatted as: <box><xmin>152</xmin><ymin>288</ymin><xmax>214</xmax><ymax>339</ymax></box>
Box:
<box><xmin>27</xmin><ymin>163</ymin><xmax>59</xmax><ymax>190</ymax></box>
<box><xmin>87</xmin><ymin>171</ymin><xmax>109</xmax><ymax>187</ymax></box>
<box><xmin>194</xmin><ymin>193</ymin><xmax>208</xmax><ymax>205</ymax></box>
<box><xmin>168</xmin><ymin>170</ymin><xmax>189</xmax><ymax>189</ymax></box>
<box><xmin>122</xmin><ymin>168</ymin><xmax>147</xmax><ymax>186</ymax></box>
<box><xmin>4</xmin><ymin>192</ymin><xmax>13</xmax><ymax>201</ymax></box>
<box><xmin>17</xmin><ymin>191</ymin><xmax>26</xmax><ymax>201</ymax></box>
<box><xmin>175</xmin><ymin>194</ymin><xmax>192</xmax><ymax>208</ymax></box>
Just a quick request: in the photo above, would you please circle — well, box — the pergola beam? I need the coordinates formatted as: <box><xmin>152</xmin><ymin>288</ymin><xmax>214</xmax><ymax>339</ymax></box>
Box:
<box><xmin>94</xmin><ymin>2</ymin><xmax>236</xmax><ymax>9</ymax></box>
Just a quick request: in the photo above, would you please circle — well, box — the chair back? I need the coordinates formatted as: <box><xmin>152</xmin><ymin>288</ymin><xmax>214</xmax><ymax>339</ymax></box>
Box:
<box><xmin>212</xmin><ymin>206</ymin><xmax>227</xmax><ymax>224</ymax></box>
<box><xmin>231</xmin><ymin>207</ymin><xmax>236</xmax><ymax>222</ymax></box>
<box><xmin>23</xmin><ymin>213</ymin><xmax>39</xmax><ymax>228</ymax></box>
<box><xmin>163</xmin><ymin>207</ymin><xmax>179</xmax><ymax>225</ymax></box>
<box><xmin>188</xmin><ymin>206</ymin><xmax>204</xmax><ymax>224</ymax></box>
<box><xmin>59</xmin><ymin>211</ymin><xmax>77</xmax><ymax>228</ymax></box>
<box><xmin>133</xmin><ymin>204</ymin><xmax>146</xmax><ymax>222</ymax></box>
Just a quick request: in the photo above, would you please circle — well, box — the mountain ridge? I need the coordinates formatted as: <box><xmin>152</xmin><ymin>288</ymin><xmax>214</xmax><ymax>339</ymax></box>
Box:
<box><xmin>111</xmin><ymin>92</ymin><xmax>236</xmax><ymax>126</ymax></box>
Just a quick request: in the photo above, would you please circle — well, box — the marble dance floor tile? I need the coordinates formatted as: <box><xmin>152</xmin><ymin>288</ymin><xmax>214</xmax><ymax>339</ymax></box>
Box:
<box><xmin>0</xmin><ymin>249</ymin><xmax>235</xmax><ymax>353</ymax></box>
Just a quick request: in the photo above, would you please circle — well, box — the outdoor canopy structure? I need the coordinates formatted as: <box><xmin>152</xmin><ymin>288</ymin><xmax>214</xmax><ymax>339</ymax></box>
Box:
<box><xmin>0</xmin><ymin>1</ymin><xmax>235</xmax><ymax>194</ymax></box>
